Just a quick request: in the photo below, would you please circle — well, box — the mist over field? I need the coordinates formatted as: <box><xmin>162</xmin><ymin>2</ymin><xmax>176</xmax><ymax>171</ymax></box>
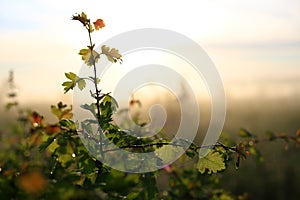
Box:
<box><xmin>1</xmin><ymin>81</ymin><xmax>299</xmax><ymax>138</ymax></box>
<box><xmin>1</xmin><ymin>76</ymin><xmax>300</xmax><ymax>200</ymax></box>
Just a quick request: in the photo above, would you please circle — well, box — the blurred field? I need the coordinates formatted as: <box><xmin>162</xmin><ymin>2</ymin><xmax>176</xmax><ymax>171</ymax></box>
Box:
<box><xmin>220</xmin><ymin>96</ymin><xmax>300</xmax><ymax>200</ymax></box>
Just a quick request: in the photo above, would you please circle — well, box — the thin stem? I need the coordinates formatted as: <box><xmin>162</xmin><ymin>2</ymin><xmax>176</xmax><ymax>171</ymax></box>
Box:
<box><xmin>87</xmin><ymin>28</ymin><xmax>104</xmax><ymax>158</ymax></box>
<box><xmin>103</xmin><ymin>141</ymin><xmax>239</xmax><ymax>154</ymax></box>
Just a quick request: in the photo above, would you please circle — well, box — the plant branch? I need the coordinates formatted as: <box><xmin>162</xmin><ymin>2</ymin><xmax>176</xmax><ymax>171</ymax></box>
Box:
<box><xmin>87</xmin><ymin>28</ymin><xmax>104</xmax><ymax>158</ymax></box>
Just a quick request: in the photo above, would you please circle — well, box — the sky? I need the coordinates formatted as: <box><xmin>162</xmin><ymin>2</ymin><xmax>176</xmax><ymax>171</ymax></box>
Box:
<box><xmin>0</xmin><ymin>0</ymin><xmax>300</xmax><ymax>104</ymax></box>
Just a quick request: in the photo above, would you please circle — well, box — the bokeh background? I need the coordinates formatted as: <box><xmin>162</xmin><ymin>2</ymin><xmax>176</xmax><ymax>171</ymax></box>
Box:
<box><xmin>1</xmin><ymin>0</ymin><xmax>300</xmax><ymax>199</ymax></box>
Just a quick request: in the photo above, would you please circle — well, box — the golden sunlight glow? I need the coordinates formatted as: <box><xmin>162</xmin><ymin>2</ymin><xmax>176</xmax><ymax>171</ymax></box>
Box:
<box><xmin>0</xmin><ymin>0</ymin><xmax>300</xmax><ymax>103</ymax></box>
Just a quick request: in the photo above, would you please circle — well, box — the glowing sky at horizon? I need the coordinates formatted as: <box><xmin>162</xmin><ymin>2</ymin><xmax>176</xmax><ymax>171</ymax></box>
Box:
<box><xmin>0</xmin><ymin>0</ymin><xmax>300</xmax><ymax>104</ymax></box>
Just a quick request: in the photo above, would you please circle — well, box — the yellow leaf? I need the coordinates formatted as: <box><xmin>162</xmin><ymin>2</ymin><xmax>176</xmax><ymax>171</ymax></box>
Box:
<box><xmin>155</xmin><ymin>145</ymin><xmax>183</xmax><ymax>163</ymax></box>
<box><xmin>79</xmin><ymin>48</ymin><xmax>100</xmax><ymax>66</ymax></box>
<box><xmin>81</xmin><ymin>12</ymin><xmax>87</xmax><ymax>19</ymax></box>
<box><xmin>89</xmin><ymin>24</ymin><xmax>94</xmax><ymax>33</ymax></box>
<box><xmin>101</xmin><ymin>45</ymin><xmax>122</xmax><ymax>63</ymax></box>
<box><xmin>197</xmin><ymin>150</ymin><xmax>225</xmax><ymax>174</ymax></box>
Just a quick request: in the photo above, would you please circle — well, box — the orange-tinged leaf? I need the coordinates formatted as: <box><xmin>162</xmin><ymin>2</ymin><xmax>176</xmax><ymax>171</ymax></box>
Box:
<box><xmin>61</xmin><ymin>110</ymin><xmax>73</xmax><ymax>120</ymax></box>
<box><xmin>245</xmin><ymin>150</ymin><xmax>250</xmax><ymax>157</ymax></box>
<box><xmin>4</xmin><ymin>169</ymin><xmax>14</xmax><ymax>176</ymax></box>
<box><xmin>93</xmin><ymin>19</ymin><xmax>105</xmax><ymax>30</ymax></box>
<box><xmin>20</xmin><ymin>163</ymin><xmax>29</xmax><ymax>172</ymax></box>
<box><xmin>45</xmin><ymin>124</ymin><xmax>60</xmax><ymax>135</ymax></box>
<box><xmin>296</xmin><ymin>129</ymin><xmax>300</xmax><ymax>137</ymax></box>
<box><xmin>30</xmin><ymin>112</ymin><xmax>44</xmax><ymax>127</ymax></box>
<box><xmin>278</xmin><ymin>132</ymin><xmax>287</xmax><ymax>138</ymax></box>
<box><xmin>17</xmin><ymin>171</ymin><xmax>47</xmax><ymax>194</ymax></box>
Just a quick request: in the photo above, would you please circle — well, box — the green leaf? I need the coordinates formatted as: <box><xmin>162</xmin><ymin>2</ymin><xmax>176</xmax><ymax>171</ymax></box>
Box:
<box><xmin>155</xmin><ymin>145</ymin><xmax>183</xmax><ymax>163</ymax></box>
<box><xmin>65</xmin><ymin>72</ymin><xmax>78</xmax><ymax>81</ymax></box>
<box><xmin>81</xmin><ymin>121</ymin><xmax>94</xmax><ymax>135</ymax></box>
<box><xmin>5</xmin><ymin>102</ymin><xmax>18</xmax><ymax>110</ymax></box>
<box><xmin>266</xmin><ymin>131</ymin><xmax>276</xmax><ymax>141</ymax></box>
<box><xmin>63</xmin><ymin>72</ymin><xmax>79</xmax><ymax>93</ymax></box>
<box><xmin>80</xmin><ymin>103</ymin><xmax>97</xmax><ymax>117</ymax></box>
<box><xmin>197</xmin><ymin>150</ymin><xmax>226</xmax><ymax>174</ymax></box>
<box><xmin>48</xmin><ymin>139</ymin><xmax>59</xmax><ymax>153</ymax></box>
<box><xmin>239</xmin><ymin>128</ymin><xmax>254</xmax><ymax>138</ymax></box>
<box><xmin>103</xmin><ymin>94</ymin><xmax>118</xmax><ymax>111</ymax></box>
<box><xmin>51</xmin><ymin>103</ymin><xmax>73</xmax><ymax>120</ymax></box>
<box><xmin>61</xmin><ymin>120</ymin><xmax>76</xmax><ymax>132</ymax></box>
<box><xmin>101</xmin><ymin>45</ymin><xmax>122</xmax><ymax>63</ymax></box>
<box><xmin>51</xmin><ymin>105</ymin><xmax>60</xmax><ymax>118</ymax></box>
<box><xmin>63</xmin><ymin>72</ymin><xmax>86</xmax><ymax>93</ymax></box>
<box><xmin>39</xmin><ymin>137</ymin><xmax>56</xmax><ymax>152</ymax></box>
<box><xmin>77</xmin><ymin>79</ymin><xmax>86</xmax><ymax>90</ymax></box>
<box><xmin>126</xmin><ymin>192</ymin><xmax>140</xmax><ymax>200</ymax></box>
<box><xmin>79</xmin><ymin>48</ymin><xmax>100</xmax><ymax>66</ymax></box>
<box><xmin>62</xmin><ymin>81</ymin><xmax>75</xmax><ymax>93</ymax></box>
<box><xmin>139</xmin><ymin>173</ymin><xmax>158</xmax><ymax>200</ymax></box>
